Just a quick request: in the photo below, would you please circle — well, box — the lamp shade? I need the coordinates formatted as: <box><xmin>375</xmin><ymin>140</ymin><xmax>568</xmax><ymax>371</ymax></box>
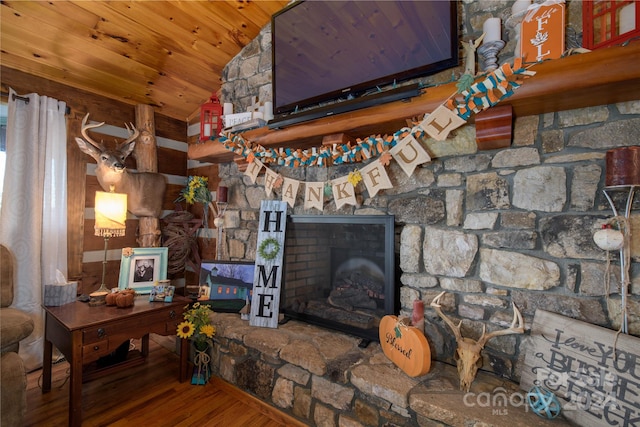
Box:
<box><xmin>95</xmin><ymin>191</ymin><xmax>127</xmax><ymax>237</ymax></box>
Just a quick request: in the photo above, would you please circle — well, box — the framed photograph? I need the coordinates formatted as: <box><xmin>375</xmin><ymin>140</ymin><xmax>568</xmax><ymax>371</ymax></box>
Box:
<box><xmin>149</xmin><ymin>281</ymin><xmax>175</xmax><ymax>303</ymax></box>
<box><xmin>118</xmin><ymin>247</ymin><xmax>168</xmax><ymax>294</ymax></box>
<box><xmin>198</xmin><ymin>260</ymin><xmax>255</xmax><ymax>312</ymax></box>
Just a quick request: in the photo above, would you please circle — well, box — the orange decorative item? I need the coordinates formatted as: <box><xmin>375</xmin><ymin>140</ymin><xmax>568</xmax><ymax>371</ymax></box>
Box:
<box><xmin>106</xmin><ymin>289</ymin><xmax>136</xmax><ymax>308</ymax></box>
<box><xmin>520</xmin><ymin>1</ymin><xmax>565</xmax><ymax>62</ymax></box>
<box><xmin>105</xmin><ymin>292</ymin><xmax>118</xmax><ymax>306</ymax></box>
<box><xmin>200</xmin><ymin>94</ymin><xmax>223</xmax><ymax>141</ymax></box>
<box><xmin>583</xmin><ymin>0</ymin><xmax>640</xmax><ymax>50</ymax></box>
<box><xmin>379</xmin><ymin>315</ymin><xmax>431</xmax><ymax>377</ymax></box>
<box><xmin>116</xmin><ymin>291</ymin><xmax>135</xmax><ymax>308</ymax></box>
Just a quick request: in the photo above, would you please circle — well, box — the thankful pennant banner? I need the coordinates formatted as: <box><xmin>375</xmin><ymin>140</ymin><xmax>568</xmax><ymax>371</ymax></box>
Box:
<box><xmin>222</xmin><ymin>60</ymin><xmax>534</xmax><ymax>211</ymax></box>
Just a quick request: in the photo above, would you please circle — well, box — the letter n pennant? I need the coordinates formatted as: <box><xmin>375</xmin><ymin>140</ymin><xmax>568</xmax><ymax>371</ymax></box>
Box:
<box><xmin>304</xmin><ymin>182</ymin><xmax>324</xmax><ymax>211</ymax></box>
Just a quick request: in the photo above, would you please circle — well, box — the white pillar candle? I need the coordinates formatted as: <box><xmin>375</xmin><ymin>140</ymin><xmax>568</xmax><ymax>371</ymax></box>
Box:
<box><xmin>483</xmin><ymin>17</ymin><xmax>502</xmax><ymax>44</ymax></box>
<box><xmin>223</xmin><ymin>102</ymin><xmax>233</xmax><ymax>116</ymax></box>
<box><xmin>511</xmin><ymin>0</ymin><xmax>531</xmax><ymax>16</ymax></box>
<box><xmin>264</xmin><ymin>101</ymin><xmax>274</xmax><ymax>121</ymax></box>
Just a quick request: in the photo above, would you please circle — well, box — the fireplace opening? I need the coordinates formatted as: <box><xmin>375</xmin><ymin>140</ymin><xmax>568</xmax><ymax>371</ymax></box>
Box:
<box><xmin>280</xmin><ymin>215</ymin><xmax>397</xmax><ymax>343</ymax></box>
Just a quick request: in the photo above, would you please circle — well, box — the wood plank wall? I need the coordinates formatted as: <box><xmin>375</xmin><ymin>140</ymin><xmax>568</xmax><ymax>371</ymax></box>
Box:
<box><xmin>1</xmin><ymin>66</ymin><xmax>219</xmax><ymax>295</ymax></box>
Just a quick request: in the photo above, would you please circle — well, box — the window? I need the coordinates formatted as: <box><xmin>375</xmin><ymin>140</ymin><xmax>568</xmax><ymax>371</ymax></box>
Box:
<box><xmin>0</xmin><ymin>103</ymin><xmax>6</xmax><ymax>209</ymax></box>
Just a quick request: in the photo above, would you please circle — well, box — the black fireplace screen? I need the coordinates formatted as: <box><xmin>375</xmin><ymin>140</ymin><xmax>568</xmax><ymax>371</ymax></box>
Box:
<box><xmin>280</xmin><ymin>215</ymin><xmax>396</xmax><ymax>343</ymax></box>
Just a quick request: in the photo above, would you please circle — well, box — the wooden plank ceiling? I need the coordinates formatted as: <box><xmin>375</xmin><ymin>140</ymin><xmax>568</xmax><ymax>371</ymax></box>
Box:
<box><xmin>0</xmin><ymin>0</ymin><xmax>289</xmax><ymax>121</ymax></box>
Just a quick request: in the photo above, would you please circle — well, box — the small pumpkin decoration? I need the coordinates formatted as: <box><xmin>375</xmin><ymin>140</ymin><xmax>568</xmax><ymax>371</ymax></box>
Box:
<box><xmin>105</xmin><ymin>292</ymin><xmax>118</xmax><ymax>306</ymax></box>
<box><xmin>379</xmin><ymin>315</ymin><xmax>431</xmax><ymax>377</ymax></box>
<box><xmin>106</xmin><ymin>289</ymin><xmax>136</xmax><ymax>308</ymax></box>
<box><xmin>116</xmin><ymin>291</ymin><xmax>135</xmax><ymax>308</ymax></box>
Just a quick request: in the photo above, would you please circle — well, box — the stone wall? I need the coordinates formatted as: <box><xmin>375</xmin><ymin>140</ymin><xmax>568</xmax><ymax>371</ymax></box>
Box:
<box><xmin>211</xmin><ymin>312</ymin><xmax>570</xmax><ymax>426</ymax></box>
<box><xmin>209</xmin><ymin>1</ymin><xmax>640</xmax><ymax>425</ymax></box>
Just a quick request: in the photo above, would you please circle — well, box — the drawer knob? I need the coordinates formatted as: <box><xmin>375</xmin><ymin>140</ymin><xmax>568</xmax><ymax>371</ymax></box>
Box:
<box><xmin>169</xmin><ymin>310</ymin><xmax>176</xmax><ymax>319</ymax></box>
<box><xmin>97</xmin><ymin>328</ymin><xmax>106</xmax><ymax>338</ymax></box>
<box><xmin>94</xmin><ymin>345</ymin><xmax>99</xmax><ymax>351</ymax></box>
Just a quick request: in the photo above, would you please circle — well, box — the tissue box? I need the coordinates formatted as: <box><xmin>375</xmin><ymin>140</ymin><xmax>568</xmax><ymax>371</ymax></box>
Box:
<box><xmin>44</xmin><ymin>282</ymin><xmax>77</xmax><ymax>306</ymax></box>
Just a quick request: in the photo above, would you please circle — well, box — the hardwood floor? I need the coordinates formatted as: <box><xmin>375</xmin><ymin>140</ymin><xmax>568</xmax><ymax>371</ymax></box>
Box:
<box><xmin>24</xmin><ymin>337</ymin><xmax>307</xmax><ymax>427</ymax></box>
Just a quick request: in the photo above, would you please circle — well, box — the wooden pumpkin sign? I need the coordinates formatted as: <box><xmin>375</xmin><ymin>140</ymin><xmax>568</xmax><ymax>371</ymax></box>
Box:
<box><xmin>379</xmin><ymin>315</ymin><xmax>431</xmax><ymax>377</ymax></box>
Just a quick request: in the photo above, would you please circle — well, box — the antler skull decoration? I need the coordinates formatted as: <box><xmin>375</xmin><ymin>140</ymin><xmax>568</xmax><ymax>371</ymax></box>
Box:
<box><xmin>430</xmin><ymin>291</ymin><xmax>524</xmax><ymax>392</ymax></box>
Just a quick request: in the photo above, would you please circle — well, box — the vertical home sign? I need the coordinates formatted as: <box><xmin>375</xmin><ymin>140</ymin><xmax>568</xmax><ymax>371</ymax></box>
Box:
<box><xmin>250</xmin><ymin>200</ymin><xmax>287</xmax><ymax>328</ymax></box>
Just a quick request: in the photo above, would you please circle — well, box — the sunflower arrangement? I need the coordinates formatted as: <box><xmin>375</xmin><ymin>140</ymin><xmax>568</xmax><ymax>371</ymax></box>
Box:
<box><xmin>176</xmin><ymin>302</ymin><xmax>216</xmax><ymax>348</ymax></box>
<box><xmin>175</xmin><ymin>175</ymin><xmax>214</xmax><ymax>227</ymax></box>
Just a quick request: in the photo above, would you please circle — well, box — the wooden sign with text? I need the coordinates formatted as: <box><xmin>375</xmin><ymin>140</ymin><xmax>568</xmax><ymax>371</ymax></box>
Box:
<box><xmin>379</xmin><ymin>315</ymin><xmax>431</xmax><ymax>377</ymax></box>
<box><xmin>250</xmin><ymin>200</ymin><xmax>287</xmax><ymax>329</ymax></box>
<box><xmin>520</xmin><ymin>2</ymin><xmax>565</xmax><ymax>62</ymax></box>
<box><xmin>521</xmin><ymin>310</ymin><xmax>640</xmax><ymax>427</ymax></box>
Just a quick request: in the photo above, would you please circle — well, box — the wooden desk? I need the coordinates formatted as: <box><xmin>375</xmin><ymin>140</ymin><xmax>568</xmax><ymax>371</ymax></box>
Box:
<box><xmin>42</xmin><ymin>296</ymin><xmax>190</xmax><ymax>427</ymax></box>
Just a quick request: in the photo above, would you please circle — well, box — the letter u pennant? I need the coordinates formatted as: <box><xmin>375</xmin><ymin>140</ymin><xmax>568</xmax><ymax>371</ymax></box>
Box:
<box><xmin>389</xmin><ymin>134</ymin><xmax>431</xmax><ymax>177</ymax></box>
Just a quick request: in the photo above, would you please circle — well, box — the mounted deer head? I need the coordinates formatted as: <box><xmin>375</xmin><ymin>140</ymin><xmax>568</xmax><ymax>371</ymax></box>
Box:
<box><xmin>75</xmin><ymin>113</ymin><xmax>166</xmax><ymax>218</ymax></box>
<box><xmin>430</xmin><ymin>291</ymin><xmax>524</xmax><ymax>392</ymax></box>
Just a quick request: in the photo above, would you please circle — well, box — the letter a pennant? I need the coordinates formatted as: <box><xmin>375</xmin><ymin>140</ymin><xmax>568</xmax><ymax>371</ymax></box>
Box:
<box><xmin>281</xmin><ymin>177</ymin><xmax>300</xmax><ymax>208</ymax></box>
<box><xmin>389</xmin><ymin>134</ymin><xmax>431</xmax><ymax>177</ymax></box>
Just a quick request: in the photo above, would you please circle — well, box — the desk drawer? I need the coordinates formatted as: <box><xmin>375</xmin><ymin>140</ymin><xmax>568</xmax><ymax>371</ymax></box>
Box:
<box><xmin>82</xmin><ymin>325</ymin><xmax>122</xmax><ymax>344</ymax></box>
<box><xmin>82</xmin><ymin>340</ymin><xmax>109</xmax><ymax>363</ymax></box>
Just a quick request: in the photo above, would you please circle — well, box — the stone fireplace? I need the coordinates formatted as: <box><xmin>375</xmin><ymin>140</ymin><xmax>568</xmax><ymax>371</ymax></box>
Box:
<box><xmin>280</xmin><ymin>215</ymin><xmax>397</xmax><ymax>344</ymax></box>
<box><xmin>200</xmin><ymin>2</ymin><xmax>640</xmax><ymax>425</ymax></box>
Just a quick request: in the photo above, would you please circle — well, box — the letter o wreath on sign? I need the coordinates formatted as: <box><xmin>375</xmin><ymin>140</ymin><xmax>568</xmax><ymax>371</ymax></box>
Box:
<box><xmin>258</xmin><ymin>237</ymin><xmax>280</xmax><ymax>261</ymax></box>
<box><xmin>379</xmin><ymin>315</ymin><xmax>431</xmax><ymax>377</ymax></box>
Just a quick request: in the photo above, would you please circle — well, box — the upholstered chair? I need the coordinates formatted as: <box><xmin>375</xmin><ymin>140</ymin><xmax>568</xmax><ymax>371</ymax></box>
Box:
<box><xmin>0</xmin><ymin>244</ymin><xmax>35</xmax><ymax>426</ymax></box>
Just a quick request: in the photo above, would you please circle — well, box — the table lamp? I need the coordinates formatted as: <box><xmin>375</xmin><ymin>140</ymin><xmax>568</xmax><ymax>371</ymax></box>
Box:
<box><xmin>94</xmin><ymin>187</ymin><xmax>127</xmax><ymax>293</ymax></box>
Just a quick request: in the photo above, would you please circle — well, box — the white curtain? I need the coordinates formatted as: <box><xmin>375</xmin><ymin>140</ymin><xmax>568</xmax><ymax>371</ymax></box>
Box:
<box><xmin>0</xmin><ymin>89</ymin><xmax>68</xmax><ymax>371</ymax></box>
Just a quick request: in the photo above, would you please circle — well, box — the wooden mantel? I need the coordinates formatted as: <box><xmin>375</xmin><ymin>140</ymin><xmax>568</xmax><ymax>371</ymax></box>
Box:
<box><xmin>189</xmin><ymin>42</ymin><xmax>640</xmax><ymax>164</ymax></box>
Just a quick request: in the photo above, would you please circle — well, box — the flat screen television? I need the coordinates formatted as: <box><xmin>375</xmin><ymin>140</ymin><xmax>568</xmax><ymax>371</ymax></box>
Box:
<box><xmin>271</xmin><ymin>0</ymin><xmax>458</xmax><ymax>124</ymax></box>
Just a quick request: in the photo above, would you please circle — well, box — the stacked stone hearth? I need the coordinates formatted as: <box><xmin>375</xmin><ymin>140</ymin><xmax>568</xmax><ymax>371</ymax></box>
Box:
<box><xmin>204</xmin><ymin>1</ymin><xmax>640</xmax><ymax>425</ymax></box>
<box><xmin>210</xmin><ymin>312</ymin><xmax>570</xmax><ymax>427</ymax></box>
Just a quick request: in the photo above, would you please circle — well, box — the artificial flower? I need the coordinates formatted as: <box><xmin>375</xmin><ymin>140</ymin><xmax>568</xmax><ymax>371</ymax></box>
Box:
<box><xmin>199</xmin><ymin>324</ymin><xmax>216</xmax><ymax>339</ymax></box>
<box><xmin>348</xmin><ymin>170</ymin><xmax>362</xmax><ymax>186</ymax></box>
<box><xmin>176</xmin><ymin>176</ymin><xmax>213</xmax><ymax>205</ymax></box>
<box><xmin>177</xmin><ymin>302</ymin><xmax>215</xmax><ymax>346</ymax></box>
<box><xmin>176</xmin><ymin>321</ymin><xmax>194</xmax><ymax>340</ymax></box>
<box><xmin>122</xmin><ymin>247</ymin><xmax>134</xmax><ymax>257</ymax></box>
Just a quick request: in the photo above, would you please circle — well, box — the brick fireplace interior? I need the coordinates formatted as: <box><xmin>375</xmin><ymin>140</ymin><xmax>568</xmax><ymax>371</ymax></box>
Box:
<box><xmin>280</xmin><ymin>215</ymin><xmax>397</xmax><ymax>344</ymax></box>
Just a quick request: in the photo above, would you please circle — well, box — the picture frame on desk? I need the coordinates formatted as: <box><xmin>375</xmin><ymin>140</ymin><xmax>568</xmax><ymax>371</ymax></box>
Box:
<box><xmin>118</xmin><ymin>247</ymin><xmax>168</xmax><ymax>294</ymax></box>
<box><xmin>198</xmin><ymin>260</ymin><xmax>255</xmax><ymax>312</ymax></box>
<box><xmin>149</xmin><ymin>281</ymin><xmax>175</xmax><ymax>302</ymax></box>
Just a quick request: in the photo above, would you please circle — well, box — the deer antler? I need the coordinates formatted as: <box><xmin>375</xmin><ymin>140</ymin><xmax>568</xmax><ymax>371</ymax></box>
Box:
<box><xmin>123</xmin><ymin>122</ymin><xmax>140</xmax><ymax>146</ymax></box>
<box><xmin>430</xmin><ymin>291</ymin><xmax>463</xmax><ymax>342</ymax></box>
<box><xmin>477</xmin><ymin>302</ymin><xmax>524</xmax><ymax>348</ymax></box>
<box><xmin>80</xmin><ymin>113</ymin><xmax>106</xmax><ymax>149</ymax></box>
